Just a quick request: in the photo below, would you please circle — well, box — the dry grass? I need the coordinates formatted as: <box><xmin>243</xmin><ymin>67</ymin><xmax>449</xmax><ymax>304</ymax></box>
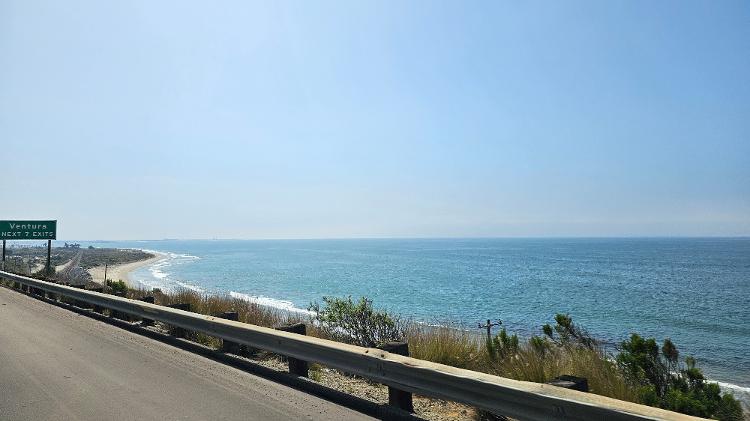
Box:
<box><xmin>407</xmin><ymin>324</ymin><xmax>487</xmax><ymax>370</ymax></box>
<box><xmin>492</xmin><ymin>345</ymin><xmax>638</xmax><ymax>402</ymax></box>
<box><xmin>404</xmin><ymin>319</ymin><xmax>639</xmax><ymax>402</ymax></box>
<box><xmin>123</xmin><ymin>286</ymin><xmax>640</xmax><ymax>402</ymax></box>
<box><xmin>126</xmin><ymin>288</ymin><xmax>300</xmax><ymax>328</ymax></box>
<box><xmin>122</xmin><ymin>288</ymin><xmax>307</xmax><ymax>348</ymax></box>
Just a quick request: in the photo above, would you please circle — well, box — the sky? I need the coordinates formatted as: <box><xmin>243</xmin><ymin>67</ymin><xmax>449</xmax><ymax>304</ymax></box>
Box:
<box><xmin>1</xmin><ymin>1</ymin><xmax>748</xmax><ymax>240</ymax></box>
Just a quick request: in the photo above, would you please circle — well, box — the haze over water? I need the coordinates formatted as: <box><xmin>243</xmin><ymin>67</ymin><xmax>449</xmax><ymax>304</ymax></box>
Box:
<box><xmin>80</xmin><ymin>237</ymin><xmax>750</xmax><ymax>390</ymax></box>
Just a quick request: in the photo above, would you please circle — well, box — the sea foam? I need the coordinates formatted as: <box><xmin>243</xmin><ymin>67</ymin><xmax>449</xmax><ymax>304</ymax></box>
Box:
<box><xmin>128</xmin><ymin>250</ymin><xmax>202</xmax><ymax>293</ymax></box>
<box><xmin>229</xmin><ymin>291</ymin><xmax>314</xmax><ymax>316</ymax></box>
<box><xmin>716</xmin><ymin>381</ymin><xmax>750</xmax><ymax>407</ymax></box>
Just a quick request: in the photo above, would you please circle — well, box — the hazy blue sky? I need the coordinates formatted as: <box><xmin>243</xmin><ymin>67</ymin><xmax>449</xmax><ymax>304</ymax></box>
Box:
<box><xmin>2</xmin><ymin>1</ymin><xmax>748</xmax><ymax>240</ymax></box>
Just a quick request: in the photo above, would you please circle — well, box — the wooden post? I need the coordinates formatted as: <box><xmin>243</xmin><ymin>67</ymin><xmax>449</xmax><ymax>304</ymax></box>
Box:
<box><xmin>478</xmin><ymin>319</ymin><xmax>502</xmax><ymax>342</ymax></box>
<box><xmin>167</xmin><ymin>303</ymin><xmax>191</xmax><ymax>337</ymax></box>
<box><xmin>547</xmin><ymin>375</ymin><xmax>589</xmax><ymax>392</ymax></box>
<box><xmin>140</xmin><ymin>296</ymin><xmax>155</xmax><ymax>326</ymax></box>
<box><xmin>274</xmin><ymin>323</ymin><xmax>309</xmax><ymax>377</ymax></box>
<box><xmin>218</xmin><ymin>311</ymin><xmax>240</xmax><ymax>353</ymax></box>
<box><xmin>379</xmin><ymin>342</ymin><xmax>414</xmax><ymax>412</ymax></box>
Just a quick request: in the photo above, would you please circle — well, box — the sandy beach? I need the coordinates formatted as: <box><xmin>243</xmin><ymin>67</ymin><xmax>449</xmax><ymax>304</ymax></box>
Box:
<box><xmin>88</xmin><ymin>251</ymin><xmax>165</xmax><ymax>287</ymax></box>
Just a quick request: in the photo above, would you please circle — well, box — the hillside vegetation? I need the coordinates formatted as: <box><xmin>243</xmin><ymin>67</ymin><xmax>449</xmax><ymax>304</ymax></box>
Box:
<box><xmin>1</xmin><ymin>267</ymin><xmax>745</xmax><ymax>420</ymax></box>
<box><xmin>3</xmin><ymin>246</ymin><xmax>152</xmax><ymax>271</ymax></box>
<box><xmin>126</xmin><ymin>288</ymin><xmax>746</xmax><ymax>420</ymax></box>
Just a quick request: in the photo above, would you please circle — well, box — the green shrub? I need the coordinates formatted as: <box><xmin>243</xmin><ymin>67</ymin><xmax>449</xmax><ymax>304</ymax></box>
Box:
<box><xmin>309</xmin><ymin>296</ymin><xmax>407</xmax><ymax>348</ymax></box>
<box><xmin>529</xmin><ymin>335</ymin><xmax>549</xmax><ymax>355</ymax></box>
<box><xmin>106</xmin><ymin>279</ymin><xmax>128</xmax><ymax>295</ymax></box>
<box><xmin>542</xmin><ymin>313</ymin><xmax>597</xmax><ymax>349</ymax></box>
<box><xmin>486</xmin><ymin>327</ymin><xmax>519</xmax><ymax>361</ymax></box>
<box><xmin>617</xmin><ymin>333</ymin><xmax>743</xmax><ymax>420</ymax></box>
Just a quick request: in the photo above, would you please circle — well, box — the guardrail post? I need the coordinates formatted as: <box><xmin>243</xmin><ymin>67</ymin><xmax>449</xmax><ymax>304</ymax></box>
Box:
<box><xmin>167</xmin><ymin>303</ymin><xmax>191</xmax><ymax>337</ymax></box>
<box><xmin>110</xmin><ymin>291</ymin><xmax>130</xmax><ymax>320</ymax></box>
<box><xmin>379</xmin><ymin>341</ymin><xmax>414</xmax><ymax>412</ymax></box>
<box><xmin>140</xmin><ymin>296</ymin><xmax>155</xmax><ymax>326</ymax></box>
<box><xmin>89</xmin><ymin>287</ymin><xmax>105</xmax><ymax>313</ymax></box>
<box><xmin>546</xmin><ymin>375</ymin><xmax>589</xmax><ymax>392</ymax></box>
<box><xmin>73</xmin><ymin>285</ymin><xmax>93</xmax><ymax>310</ymax></box>
<box><xmin>46</xmin><ymin>289</ymin><xmax>59</xmax><ymax>301</ymax></box>
<box><xmin>274</xmin><ymin>323</ymin><xmax>309</xmax><ymax>377</ymax></box>
<box><xmin>218</xmin><ymin>311</ymin><xmax>241</xmax><ymax>353</ymax></box>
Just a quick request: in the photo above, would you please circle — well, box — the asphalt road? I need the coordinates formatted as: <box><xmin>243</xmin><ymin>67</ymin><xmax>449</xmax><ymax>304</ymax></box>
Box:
<box><xmin>0</xmin><ymin>287</ymin><xmax>374</xmax><ymax>421</ymax></box>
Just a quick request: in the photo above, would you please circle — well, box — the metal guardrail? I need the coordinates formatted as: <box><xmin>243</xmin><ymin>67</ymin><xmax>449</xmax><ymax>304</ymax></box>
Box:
<box><xmin>0</xmin><ymin>271</ymin><xmax>705</xmax><ymax>421</ymax></box>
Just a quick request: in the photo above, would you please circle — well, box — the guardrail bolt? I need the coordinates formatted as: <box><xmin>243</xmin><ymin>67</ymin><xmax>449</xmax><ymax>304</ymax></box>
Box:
<box><xmin>379</xmin><ymin>341</ymin><xmax>414</xmax><ymax>412</ymax></box>
<box><xmin>167</xmin><ymin>303</ymin><xmax>191</xmax><ymax>337</ymax></box>
<box><xmin>546</xmin><ymin>375</ymin><xmax>589</xmax><ymax>392</ymax></box>
<box><xmin>140</xmin><ymin>296</ymin><xmax>155</xmax><ymax>326</ymax></box>
<box><xmin>218</xmin><ymin>311</ymin><xmax>241</xmax><ymax>354</ymax></box>
<box><xmin>274</xmin><ymin>323</ymin><xmax>309</xmax><ymax>377</ymax></box>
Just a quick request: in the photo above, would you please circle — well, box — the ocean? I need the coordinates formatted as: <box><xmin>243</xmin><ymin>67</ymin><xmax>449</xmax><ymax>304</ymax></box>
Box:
<box><xmin>78</xmin><ymin>238</ymin><xmax>749</xmax><ymax>396</ymax></box>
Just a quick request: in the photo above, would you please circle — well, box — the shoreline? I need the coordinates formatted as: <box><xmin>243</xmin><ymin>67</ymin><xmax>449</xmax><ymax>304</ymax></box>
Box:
<box><xmin>88</xmin><ymin>251</ymin><xmax>166</xmax><ymax>287</ymax></box>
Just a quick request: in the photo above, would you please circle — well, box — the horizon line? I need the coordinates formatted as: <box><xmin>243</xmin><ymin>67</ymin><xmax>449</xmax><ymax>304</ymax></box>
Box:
<box><xmin>49</xmin><ymin>235</ymin><xmax>750</xmax><ymax>242</ymax></box>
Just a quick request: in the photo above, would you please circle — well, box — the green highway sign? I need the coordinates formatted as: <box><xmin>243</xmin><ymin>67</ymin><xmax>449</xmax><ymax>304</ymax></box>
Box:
<box><xmin>0</xmin><ymin>220</ymin><xmax>57</xmax><ymax>240</ymax></box>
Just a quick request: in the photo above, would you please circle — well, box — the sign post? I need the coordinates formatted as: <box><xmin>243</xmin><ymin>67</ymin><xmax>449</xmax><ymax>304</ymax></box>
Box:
<box><xmin>0</xmin><ymin>220</ymin><xmax>57</xmax><ymax>274</ymax></box>
<box><xmin>47</xmin><ymin>240</ymin><xmax>52</xmax><ymax>275</ymax></box>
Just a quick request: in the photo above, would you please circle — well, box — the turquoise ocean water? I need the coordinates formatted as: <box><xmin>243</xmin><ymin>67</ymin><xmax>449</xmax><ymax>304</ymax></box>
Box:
<box><xmin>77</xmin><ymin>238</ymin><xmax>749</xmax><ymax>395</ymax></box>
